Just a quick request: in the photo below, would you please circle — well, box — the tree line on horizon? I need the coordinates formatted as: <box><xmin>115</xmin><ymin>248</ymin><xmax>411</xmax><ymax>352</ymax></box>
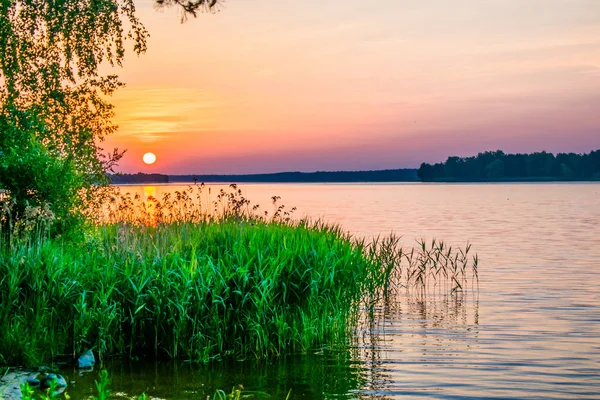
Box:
<box><xmin>170</xmin><ymin>169</ymin><xmax>419</xmax><ymax>183</ymax></box>
<box><xmin>110</xmin><ymin>169</ymin><xmax>419</xmax><ymax>184</ymax></box>
<box><xmin>110</xmin><ymin>173</ymin><xmax>169</xmax><ymax>184</ymax></box>
<box><xmin>418</xmin><ymin>149</ymin><xmax>600</xmax><ymax>182</ymax></box>
<box><xmin>110</xmin><ymin>149</ymin><xmax>600</xmax><ymax>184</ymax></box>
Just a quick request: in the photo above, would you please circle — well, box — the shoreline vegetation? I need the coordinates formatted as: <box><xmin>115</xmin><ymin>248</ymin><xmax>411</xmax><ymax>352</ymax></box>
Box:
<box><xmin>0</xmin><ymin>184</ymin><xmax>478</xmax><ymax>371</ymax></box>
<box><xmin>109</xmin><ymin>148</ymin><xmax>600</xmax><ymax>184</ymax></box>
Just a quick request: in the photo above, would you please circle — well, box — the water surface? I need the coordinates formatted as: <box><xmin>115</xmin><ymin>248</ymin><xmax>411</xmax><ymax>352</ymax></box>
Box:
<box><xmin>64</xmin><ymin>183</ymin><xmax>600</xmax><ymax>399</ymax></box>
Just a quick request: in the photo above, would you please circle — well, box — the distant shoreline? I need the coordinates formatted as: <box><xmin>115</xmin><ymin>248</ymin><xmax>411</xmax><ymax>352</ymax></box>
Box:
<box><xmin>110</xmin><ymin>169</ymin><xmax>420</xmax><ymax>184</ymax></box>
<box><xmin>109</xmin><ymin>148</ymin><xmax>600</xmax><ymax>184</ymax></box>
<box><xmin>109</xmin><ymin>170</ymin><xmax>600</xmax><ymax>184</ymax></box>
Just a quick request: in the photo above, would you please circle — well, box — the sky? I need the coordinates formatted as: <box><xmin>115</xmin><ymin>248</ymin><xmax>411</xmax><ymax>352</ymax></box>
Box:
<box><xmin>104</xmin><ymin>0</ymin><xmax>600</xmax><ymax>174</ymax></box>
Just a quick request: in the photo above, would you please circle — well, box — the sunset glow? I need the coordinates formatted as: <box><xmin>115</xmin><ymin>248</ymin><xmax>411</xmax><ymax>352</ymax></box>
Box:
<box><xmin>104</xmin><ymin>0</ymin><xmax>600</xmax><ymax>174</ymax></box>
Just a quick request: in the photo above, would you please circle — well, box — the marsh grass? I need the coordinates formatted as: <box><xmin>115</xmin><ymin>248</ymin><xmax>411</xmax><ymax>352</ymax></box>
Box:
<box><xmin>0</xmin><ymin>184</ymin><xmax>478</xmax><ymax>367</ymax></box>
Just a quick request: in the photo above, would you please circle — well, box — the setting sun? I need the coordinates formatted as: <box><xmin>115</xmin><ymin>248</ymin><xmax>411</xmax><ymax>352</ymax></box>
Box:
<box><xmin>142</xmin><ymin>152</ymin><xmax>156</xmax><ymax>165</ymax></box>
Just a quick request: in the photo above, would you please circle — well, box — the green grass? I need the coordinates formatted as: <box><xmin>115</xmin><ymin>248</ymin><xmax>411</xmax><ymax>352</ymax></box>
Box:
<box><xmin>0</xmin><ymin>184</ymin><xmax>478</xmax><ymax>367</ymax></box>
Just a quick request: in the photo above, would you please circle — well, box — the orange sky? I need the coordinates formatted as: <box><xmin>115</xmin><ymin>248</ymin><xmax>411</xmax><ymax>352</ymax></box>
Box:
<box><xmin>104</xmin><ymin>0</ymin><xmax>600</xmax><ymax>174</ymax></box>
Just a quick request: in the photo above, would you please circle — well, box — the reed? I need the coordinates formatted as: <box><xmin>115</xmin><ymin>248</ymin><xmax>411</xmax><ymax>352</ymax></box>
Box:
<box><xmin>0</xmin><ymin>185</ymin><xmax>478</xmax><ymax>367</ymax></box>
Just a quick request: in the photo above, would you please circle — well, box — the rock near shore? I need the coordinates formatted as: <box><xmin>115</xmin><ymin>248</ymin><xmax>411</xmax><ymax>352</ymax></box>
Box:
<box><xmin>77</xmin><ymin>349</ymin><xmax>95</xmax><ymax>369</ymax></box>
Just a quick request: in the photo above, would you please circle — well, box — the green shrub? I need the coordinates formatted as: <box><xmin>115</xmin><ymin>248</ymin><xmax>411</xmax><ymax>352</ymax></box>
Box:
<box><xmin>0</xmin><ymin>107</ymin><xmax>86</xmax><ymax>236</ymax></box>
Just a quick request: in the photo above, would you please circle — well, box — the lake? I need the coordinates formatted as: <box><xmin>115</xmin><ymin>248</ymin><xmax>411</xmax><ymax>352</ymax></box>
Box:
<box><xmin>63</xmin><ymin>182</ymin><xmax>600</xmax><ymax>399</ymax></box>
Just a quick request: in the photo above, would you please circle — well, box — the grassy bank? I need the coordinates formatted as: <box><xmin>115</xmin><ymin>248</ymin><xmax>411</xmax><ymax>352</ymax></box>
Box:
<box><xmin>0</xmin><ymin>185</ymin><xmax>477</xmax><ymax>367</ymax></box>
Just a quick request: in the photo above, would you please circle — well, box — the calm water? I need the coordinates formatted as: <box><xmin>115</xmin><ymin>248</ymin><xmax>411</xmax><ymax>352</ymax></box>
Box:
<box><xmin>63</xmin><ymin>183</ymin><xmax>600</xmax><ymax>399</ymax></box>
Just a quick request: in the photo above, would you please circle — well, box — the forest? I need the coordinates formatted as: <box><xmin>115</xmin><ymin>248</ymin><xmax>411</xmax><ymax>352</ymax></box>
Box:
<box><xmin>417</xmin><ymin>149</ymin><xmax>600</xmax><ymax>182</ymax></box>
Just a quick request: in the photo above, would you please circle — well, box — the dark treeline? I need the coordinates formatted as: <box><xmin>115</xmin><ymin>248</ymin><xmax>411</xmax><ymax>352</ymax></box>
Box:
<box><xmin>170</xmin><ymin>169</ymin><xmax>418</xmax><ymax>183</ymax></box>
<box><xmin>418</xmin><ymin>149</ymin><xmax>600</xmax><ymax>182</ymax></box>
<box><xmin>110</xmin><ymin>173</ymin><xmax>169</xmax><ymax>184</ymax></box>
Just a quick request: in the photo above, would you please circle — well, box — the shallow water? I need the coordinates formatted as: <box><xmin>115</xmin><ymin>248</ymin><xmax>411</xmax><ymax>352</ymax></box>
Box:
<box><xmin>62</xmin><ymin>183</ymin><xmax>600</xmax><ymax>399</ymax></box>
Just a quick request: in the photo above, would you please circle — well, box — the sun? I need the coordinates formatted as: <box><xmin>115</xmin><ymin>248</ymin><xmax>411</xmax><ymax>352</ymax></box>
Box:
<box><xmin>142</xmin><ymin>152</ymin><xmax>156</xmax><ymax>165</ymax></box>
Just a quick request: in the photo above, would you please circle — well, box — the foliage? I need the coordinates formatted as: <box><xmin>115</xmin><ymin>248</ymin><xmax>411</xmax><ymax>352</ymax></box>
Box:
<box><xmin>0</xmin><ymin>0</ymin><xmax>149</xmax><ymax>233</ymax></box>
<box><xmin>418</xmin><ymin>149</ymin><xmax>600</xmax><ymax>182</ymax></box>
<box><xmin>0</xmin><ymin>108</ymin><xmax>82</xmax><ymax>234</ymax></box>
<box><xmin>155</xmin><ymin>0</ymin><xmax>224</xmax><ymax>20</ymax></box>
<box><xmin>95</xmin><ymin>370</ymin><xmax>110</xmax><ymax>400</ymax></box>
<box><xmin>0</xmin><ymin>218</ymin><xmax>375</xmax><ymax>365</ymax></box>
<box><xmin>20</xmin><ymin>379</ymin><xmax>62</xmax><ymax>400</ymax></box>
<box><xmin>0</xmin><ymin>0</ymin><xmax>220</xmax><ymax>234</ymax></box>
<box><xmin>0</xmin><ymin>0</ymin><xmax>151</xmax><ymax>171</ymax></box>
<box><xmin>0</xmin><ymin>186</ymin><xmax>478</xmax><ymax>367</ymax></box>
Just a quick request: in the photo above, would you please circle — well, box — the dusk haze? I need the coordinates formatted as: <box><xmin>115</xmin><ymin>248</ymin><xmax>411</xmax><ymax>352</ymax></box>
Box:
<box><xmin>106</xmin><ymin>0</ymin><xmax>600</xmax><ymax>174</ymax></box>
